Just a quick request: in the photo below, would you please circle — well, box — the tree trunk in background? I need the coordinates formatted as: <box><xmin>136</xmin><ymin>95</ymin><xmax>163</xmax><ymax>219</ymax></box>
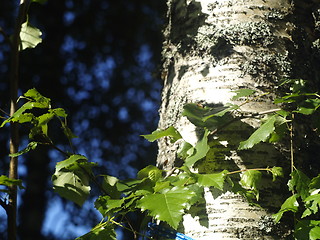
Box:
<box><xmin>157</xmin><ymin>0</ymin><xmax>320</xmax><ymax>239</ymax></box>
<box><xmin>18</xmin><ymin>147</ymin><xmax>50</xmax><ymax>240</ymax></box>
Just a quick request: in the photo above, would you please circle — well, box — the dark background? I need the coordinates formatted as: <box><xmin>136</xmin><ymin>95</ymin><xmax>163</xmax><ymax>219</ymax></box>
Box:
<box><xmin>0</xmin><ymin>0</ymin><xmax>166</xmax><ymax>239</ymax></box>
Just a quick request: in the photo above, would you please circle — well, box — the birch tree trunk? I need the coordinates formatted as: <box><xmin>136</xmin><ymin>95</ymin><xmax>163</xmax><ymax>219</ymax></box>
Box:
<box><xmin>157</xmin><ymin>0</ymin><xmax>320</xmax><ymax>239</ymax></box>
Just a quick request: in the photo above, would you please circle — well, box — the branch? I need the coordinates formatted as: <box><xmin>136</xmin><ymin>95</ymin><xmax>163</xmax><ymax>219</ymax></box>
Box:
<box><xmin>8</xmin><ymin>1</ymin><xmax>31</xmax><ymax>240</ymax></box>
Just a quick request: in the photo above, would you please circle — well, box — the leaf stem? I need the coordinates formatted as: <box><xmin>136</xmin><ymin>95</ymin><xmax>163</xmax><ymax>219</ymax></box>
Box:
<box><xmin>110</xmin><ymin>219</ymin><xmax>153</xmax><ymax>240</ymax></box>
<box><xmin>227</xmin><ymin>168</ymin><xmax>272</xmax><ymax>175</ymax></box>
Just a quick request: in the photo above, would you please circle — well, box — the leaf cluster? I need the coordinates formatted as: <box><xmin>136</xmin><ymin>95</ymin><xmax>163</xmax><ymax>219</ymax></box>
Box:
<box><xmin>2</xmin><ymin>81</ymin><xmax>320</xmax><ymax>239</ymax></box>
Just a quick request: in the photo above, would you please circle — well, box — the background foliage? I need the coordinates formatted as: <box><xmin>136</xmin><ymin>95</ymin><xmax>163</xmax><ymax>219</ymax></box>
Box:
<box><xmin>0</xmin><ymin>1</ymin><xmax>166</xmax><ymax>239</ymax></box>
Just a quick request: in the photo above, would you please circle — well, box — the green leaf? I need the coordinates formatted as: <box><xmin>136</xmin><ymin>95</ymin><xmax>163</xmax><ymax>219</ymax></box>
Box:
<box><xmin>177</xmin><ymin>141</ymin><xmax>193</xmax><ymax>159</ymax></box>
<box><xmin>76</xmin><ymin>223</ymin><xmax>116</xmax><ymax>240</ymax></box>
<box><xmin>240</xmin><ymin>170</ymin><xmax>262</xmax><ymax>200</ymax></box>
<box><xmin>1</xmin><ymin>113</ymin><xmax>34</xmax><ymax>127</ymax></box>
<box><xmin>61</xmin><ymin>121</ymin><xmax>78</xmax><ymax>139</ymax></box>
<box><xmin>273</xmin><ymin>194</ymin><xmax>299</xmax><ymax>223</ymax></box>
<box><xmin>294</xmin><ymin>220</ymin><xmax>320</xmax><ymax>240</ymax></box>
<box><xmin>9</xmin><ymin>141</ymin><xmax>38</xmax><ymax>157</ymax></box>
<box><xmin>239</xmin><ymin>115</ymin><xmax>277</xmax><ymax>150</ymax></box>
<box><xmin>153</xmin><ymin>181</ymin><xmax>171</xmax><ymax>193</ymax></box>
<box><xmin>186</xmin><ymin>183</ymin><xmax>203</xmax><ymax>208</ymax></box>
<box><xmin>137</xmin><ymin>165</ymin><xmax>162</xmax><ymax>182</ymax></box>
<box><xmin>310</xmin><ymin>175</ymin><xmax>320</xmax><ymax>190</ymax></box>
<box><xmin>294</xmin><ymin>98</ymin><xmax>320</xmax><ymax>115</ymax></box>
<box><xmin>0</xmin><ymin>175</ymin><xmax>24</xmax><ymax>189</ymax></box>
<box><xmin>116</xmin><ymin>178</ymin><xmax>144</xmax><ymax>193</ymax></box>
<box><xmin>202</xmin><ymin>103</ymin><xmax>238</xmax><ymax>121</ymax></box>
<box><xmin>1</xmin><ymin>89</ymin><xmax>51</xmax><ymax>127</ymax></box>
<box><xmin>33</xmin><ymin>112</ymin><xmax>56</xmax><ymax>137</ymax></box>
<box><xmin>271</xmin><ymin>167</ymin><xmax>284</xmax><ymax>181</ymax></box>
<box><xmin>1</xmin><ymin>103</ymin><xmax>36</xmax><ymax>127</ymax></box>
<box><xmin>310</xmin><ymin>225</ymin><xmax>320</xmax><ymax>240</ymax></box>
<box><xmin>231</xmin><ymin>89</ymin><xmax>256</xmax><ymax>100</ymax></box>
<box><xmin>142</xmin><ymin>126</ymin><xmax>182</xmax><ymax>143</ymax></box>
<box><xmin>116</xmin><ymin>178</ymin><xmax>154</xmax><ymax>195</ymax></box>
<box><xmin>50</xmin><ymin>108</ymin><xmax>68</xmax><ymax>118</ymax></box>
<box><xmin>166</xmin><ymin>172</ymin><xmax>196</xmax><ymax>187</ymax></box>
<box><xmin>24</xmin><ymin>88</ymin><xmax>51</xmax><ymax>106</ymax></box>
<box><xmin>101</xmin><ymin>175</ymin><xmax>121</xmax><ymax>199</ymax></box>
<box><xmin>184</xmin><ymin>129</ymin><xmax>210</xmax><ymax>167</ymax></box>
<box><xmin>94</xmin><ymin>195</ymin><xmax>125</xmax><ymax>217</ymax></box>
<box><xmin>182</xmin><ymin>103</ymin><xmax>235</xmax><ymax>129</ymax></box>
<box><xmin>19</xmin><ymin>22</ymin><xmax>42</xmax><ymax>50</ymax></box>
<box><xmin>303</xmin><ymin>194</ymin><xmax>320</xmax><ymax>217</ymax></box>
<box><xmin>52</xmin><ymin>171</ymin><xmax>90</xmax><ymax>206</ymax></box>
<box><xmin>288</xmin><ymin>170</ymin><xmax>310</xmax><ymax>200</ymax></box>
<box><xmin>196</xmin><ymin>170</ymin><xmax>229</xmax><ymax>190</ymax></box>
<box><xmin>137</xmin><ymin>186</ymin><xmax>195</xmax><ymax>229</ymax></box>
<box><xmin>52</xmin><ymin>155</ymin><xmax>96</xmax><ymax>206</ymax></box>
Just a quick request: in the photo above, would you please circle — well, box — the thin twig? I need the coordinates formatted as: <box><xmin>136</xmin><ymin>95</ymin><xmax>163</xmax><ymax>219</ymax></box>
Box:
<box><xmin>0</xmin><ymin>107</ymin><xmax>10</xmax><ymax>117</ymax></box>
<box><xmin>228</xmin><ymin>168</ymin><xmax>273</xmax><ymax>175</ymax></box>
<box><xmin>124</xmin><ymin>216</ymin><xmax>137</xmax><ymax>240</ymax></box>
<box><xmin>110</xmin><ymin>219</ymin><xmax>153</xmax><ymax>240</ymax></box>
<box><xmin>290</xmin><ymin>114</ymin><xmax>295</xmax><ymax>173</ymax></box>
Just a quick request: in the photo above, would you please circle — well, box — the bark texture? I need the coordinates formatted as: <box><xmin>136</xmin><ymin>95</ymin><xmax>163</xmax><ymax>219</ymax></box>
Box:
<box><xmin>157</xmin><ymin>0</ymin><xmax>320</xmax><ymax>239</ymax></box>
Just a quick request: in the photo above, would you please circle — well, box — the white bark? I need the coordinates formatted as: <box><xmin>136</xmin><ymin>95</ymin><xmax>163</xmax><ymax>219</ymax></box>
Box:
<box><xmin>157</xmin><ymin>0</ymin><xmax>320</xmax><ymax>239</ymax></box>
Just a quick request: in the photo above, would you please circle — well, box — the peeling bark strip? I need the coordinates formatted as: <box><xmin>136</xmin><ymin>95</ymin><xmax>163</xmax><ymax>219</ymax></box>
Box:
<box><xmin>157</xmin><ymin>0</ymin><xmax>320</xmax><ymax>239</ymax></box>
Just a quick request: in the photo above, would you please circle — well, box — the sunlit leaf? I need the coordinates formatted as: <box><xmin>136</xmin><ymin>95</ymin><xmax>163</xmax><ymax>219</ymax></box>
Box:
<box><xmin>101</xmin><ymin>175</ymin><xmax>121</xmax><ymax>199</ymax></box>
<box><xmin>137</xmin><ymin>165</ymin><xmax>162</xmax><ymax>182</ymax></box>
<box><xmin>310</xmin><ymin>225</ymin><xmax>320</xmax><ymax>240</ymax></box>
<box><xmin>273</xmin><ymin>194</ymin><xmax>299</xmax><ymax>222</ymax></box>
<box><xmin>19</xmin><ymin>22</ymin><xmax>42</xmax><ymax>50</ymax></box>
<box><xmin>182</xmin><ymin>103</ymin><xmax>235</xmax><ymax>129</ymax></box>
<box><xmin>202</xmin><ymin>103</ymin><xmax>238</xmax><ymax>121</ymax></box>
<box><xmin>288</xmin><ymin>170</ymin><xmax>310</xmax><ymax>200</ymax></box>
<box><xmin>36</xmin><ymin>112</ymin><xmax>55</xmax><ymax>136</ymax></box>
<box><xmin>137</xmin><ymin>186</ymin><xmax>195</xmax><ymax>229</ymax></box>
<box><xmin>76</xmin><ymin>223</ymin><xmax>116</xmax><ymax>240</ymax></box>
<box><xmin>24</xmin><ymin>88</ymin><xmax>50</xmax><ymax>106</ymax></box>
<box><xmin>271</xmin><ymin>167</ymin><xmax>284</xmax><ymax>181</ymax></box>
<box><xmin>52</xmin><ymin>171</ymin><xmax>90</xmax><ymax>206</ymax></box>
<box><xmin>303</xmin><ymin>194</ymin><xmax>320</xmax><ymax>217</ymax></box>
<box><xmin>240</xmin><ymin>170</ymin><xmax>262</xmax><ymax>200</ymax></box>
<box><xmin>177</xmin><ymin>141</ymin><xmax>193</xmax><ymax>160</ymax></box>
<box><xmin>231</xmin><ymin>89</ymin><xmax>256</xmax><ymax>100</ymax></box>
<box><xmin>153</xmin><ymin>181</ymin><xmax>171</xmax><ymax>193</ymax></box>
<box><xmin>9</xmin><ymin>141</ymin><xmax>38</xmax><ymax>157</ymax></box>
<box><xmin>184</xmin><ymin>129</ymin><xmax>210</xmax><ymax>167</ymax></box>
<box><xmin>196</xmin><ymin>170</ymin><xmax>229</xmax><ymax>190</ymax></box>
<box><xmin>50</xmin><ymin>108</ymin><xmax>68</xmax><ymax>118</ymax></box>
<box><xmin>142</xmin><ymin>126</ymin><xmax>182</xmax><ymax>142</ymax></box>
<box><xmin>0</xmin><ymin>175</ymin><xmax>24</xmax><ymax>189</ymax></box>
<box><xmin>52</xmin><ymin>155</ymin><xmax>96</xmax><ymax>206</ymax></box>
<box><xmin>238</xmin><ymin>115</ymin><xmax>277</xmax><ymax>150</ymax></box>
<box><xmin>1</xmin><ymin>89</ymin><xmax>51</xmax><ymax>127</ymax></box>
